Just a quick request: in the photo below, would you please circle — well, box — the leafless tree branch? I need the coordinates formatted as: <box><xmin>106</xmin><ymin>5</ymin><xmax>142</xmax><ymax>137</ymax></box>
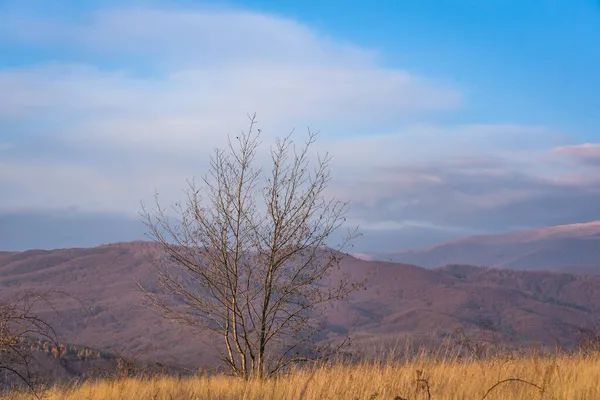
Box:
<box><xmin>140</xmin><ymin>114</ymin><xmax>361</xmax><ymax>378</ymax></box>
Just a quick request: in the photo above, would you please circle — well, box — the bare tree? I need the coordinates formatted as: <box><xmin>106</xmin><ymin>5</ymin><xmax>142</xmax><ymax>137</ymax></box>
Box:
<box><xmin>0</xmin><ymin>291</ymin><xmax>59</xmax><ymax>395</ymax></box>
<box><xmin>140</xmin><ymin>114</ymin><xmax>361</xmax><ymax>379</ymax></box>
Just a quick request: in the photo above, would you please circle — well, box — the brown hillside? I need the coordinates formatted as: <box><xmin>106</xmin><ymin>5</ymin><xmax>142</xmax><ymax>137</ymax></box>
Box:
<box><xmin>375</xmin><ymin>221</ymin><xmax>600</xmax><ymax>271</ymax></box>
<box><xmin>0</xmin><ymin>242</ymin><xmax>599</xmax><ymax>368</ymax></box>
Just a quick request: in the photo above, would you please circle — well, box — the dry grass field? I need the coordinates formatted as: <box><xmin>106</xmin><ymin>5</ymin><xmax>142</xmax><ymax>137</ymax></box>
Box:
<box><xmin>4</xmin><ymin>353</ymin><xmax>600</xmax><ymax>400</ymax></box>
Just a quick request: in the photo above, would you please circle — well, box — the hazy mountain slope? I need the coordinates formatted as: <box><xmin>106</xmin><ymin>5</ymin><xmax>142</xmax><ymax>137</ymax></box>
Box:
<box><xmin>1</xmin><ymin>242</ymin><xmax>599</xmax><ymax>368</ymax></box>
<box><xmin>374</xmin><ymin>221</ymin><xmax>600</xmax><ymax>271</ymax></box>
<box><xmin>327</xmin><ymin>258</ymin><xmax>600</xmax><ymax>351</ymax></box>
<box><xmin>0</xmin><ymin>243</ymin><xmax>218</xmax><ymax>369</ymax></box>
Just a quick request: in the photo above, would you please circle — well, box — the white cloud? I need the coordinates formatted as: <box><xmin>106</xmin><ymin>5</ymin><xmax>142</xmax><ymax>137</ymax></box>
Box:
<box><xmin>0</xmin><ymin>4</ymin><xmax>465</xmax><ymax>218</ymax></box>
<box><xmin>0</xmin><ymin>65</ymin><xmax>460</xmax><ymax>153</ymax></box>
<box><xmin>1</xmin><ymin>7</ymin><xmax>376</xmax><ymax>67</ymax></box>
<box><xmin>550</xmin><ymin>143</ymin><xmax>600</xmax><ymax>165</ymax></box>
<box><xmin>0</xmin><ymin>6</ymin><xmax>461</xmax><ymax>153</ymax></box>
<box><xmin>0</xmin><ymin>122</ymin><xmax>566</xmax><ymax>216</ymax></box>
<box><xmin>321</xmin><ymin>123</ymin><xmax>560</xmax><ymax>168</ymax></box>
<box><xmin>344</xmin><ymin>218</ymin><xmax>470</xmax><ymax>232</ymax></box>
<box><xmin>2</xmin><ymin>3</ymin><xmax>591</xmax><ymax>244</ymax></box>
<box><xmin>0</xmin><ymin>158</ymin><xmax>196</xmax><ymax>215</ymax></box>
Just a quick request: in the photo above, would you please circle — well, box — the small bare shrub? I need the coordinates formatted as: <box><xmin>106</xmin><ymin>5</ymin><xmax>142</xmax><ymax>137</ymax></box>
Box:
<box><xmin>0</xmin><ymin>291</ymin><xmax>59</xmax><ymax>395</ymax></box>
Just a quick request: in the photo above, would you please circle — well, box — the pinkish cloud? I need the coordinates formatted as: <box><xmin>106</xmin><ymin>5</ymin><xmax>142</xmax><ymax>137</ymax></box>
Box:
<box><xmin>550</xmin><ymin>143</ymin><xmax>600</xmax><ymax>165</ymax></box>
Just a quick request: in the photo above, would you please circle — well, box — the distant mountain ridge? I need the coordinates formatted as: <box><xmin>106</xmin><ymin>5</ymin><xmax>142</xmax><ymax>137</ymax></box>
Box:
<box><xmin>2</xmin><ymin>242</ymin><xmax>600</xmax><ymax>369</ymax></box>
<box><xmin>368</xmin><ymin>221</ymin><xmax>600</xmax><ymax>271</ymax></box>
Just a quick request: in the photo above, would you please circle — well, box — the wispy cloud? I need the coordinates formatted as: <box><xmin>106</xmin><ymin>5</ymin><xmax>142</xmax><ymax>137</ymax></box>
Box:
<box><xmin>550</xmin><ymin>143</ymin><xmax>600</xmax><ymax>166</ymax></box>
<box><xmin>338</xmin><ymin>153</ymin><xmax>600</xmax><ymax>235</ymax></box>
<box><xmin>0</xmin><ymin>4</ymin><xmax>461</xmax><ymax>211</ymax></box>
<box><xmin>0</xmin><ymin>64</ymin><xmax>460</xmax><ymax>153</ymax></box>
<box><xmin>0</xmin><ymin>7</ymin><xmax>377</xmax><ymax>66</ymax></box>
<box><xmin>0</xmin><ymin>7</ymin><xmax>461</xmax><ymax>151</ymax></box>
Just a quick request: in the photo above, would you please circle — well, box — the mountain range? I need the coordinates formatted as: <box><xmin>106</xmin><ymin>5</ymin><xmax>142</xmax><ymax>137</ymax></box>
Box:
<box><xmin>364</xmin><ymin>221</ymin><xmax>600</xmax><ymax>273</ymax></box>
<box><xmin>2</xmin><ymin>222</ymin><xmax>600</xmax><ymax>372</ymax></box>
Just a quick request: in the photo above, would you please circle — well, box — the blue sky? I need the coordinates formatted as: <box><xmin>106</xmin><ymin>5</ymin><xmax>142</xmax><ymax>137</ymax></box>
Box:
<box><xmin>248</xmin><ymin>0</ymin><xmax>600</xmax><ymax>134</ymax></box>
<box><xmin>1</xmin><ymin>0</ymin><xmax>600</xmax><ymax>251</ymax></box>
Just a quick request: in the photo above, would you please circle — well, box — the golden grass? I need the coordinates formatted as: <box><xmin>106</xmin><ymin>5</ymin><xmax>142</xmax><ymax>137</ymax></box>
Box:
<box><xmin>5</xmin><ymin>354</ymin><xmax>600</xmax><ymax>399</ymax></box>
